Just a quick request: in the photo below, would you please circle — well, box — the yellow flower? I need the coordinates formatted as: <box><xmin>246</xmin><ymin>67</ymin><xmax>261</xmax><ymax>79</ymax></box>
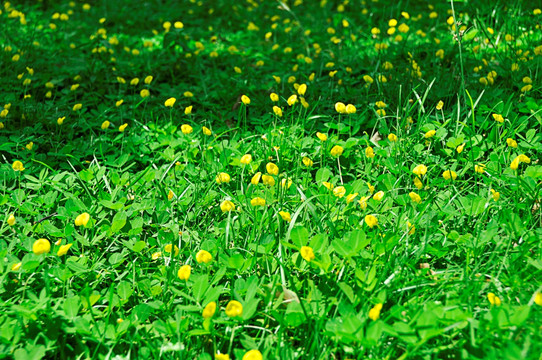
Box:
<box><xmin>273</xmin><ymin>106</ymin><xmax>283</xmax><ymax>117</ymax></box>
<box><xmin>412</xmin><ymin>164</ymin><xmax>427</xmax><ymax>176</ymax></box>
<box><xmin>373</xmin><ymin>191</ymin><xmax>384</xmax><ymax>201</ymax></box>
<box><xmin>216</xmin><ymin>172</ymin><xmax>231</xmax><ymax>184</ymax></box>
<box><xmin>409</xmin><ymin>192</ymin><xmax>421</xmax><ymax>204</ymax></box>
<box><xmin>7</xmin><ymin>213</ymin><xmax>17</xmax><ymax>226</ymax></box>
<box><xmin>408</xmin><ymin>221</ymin><xmax>415</xmax><ymax>235</ymax></box>
<box><xmin>57</xmin><ymin>116</ymin><xmax>65</xmax><ymax>125</ymax></box>
<box><xmin>316</xmin><ymin>132</ymin><xmax>328</xmax><ymax>141</ymax></box>
<box><xmin>297</xmin><ymin>84</ymin><xmax>307</xmax><ymax>96</ymax></box>
<box><xmin>414</xmin><ymin>177</ymin><xmax>423</xmax><ymax>190</ymax></box>
<box><xmin>518</xmin><ymin>154</ymin><xmax>530</xmax><ymax>164</ymax></box>
<box><xmin>322</xmin><ymin>182</ymin><xmax>334</xmax><ymax>190</ymax></box>
<box><xmin>490</xmin><ymin>189</ymin><xmax>500</xmax><ymax>202</ymax></box>
<box><xmin>506</xmin><ymin>138</ymin><xmax>517</xmax><ymax>148</ymax></box>
<box><xmin>242</xmin><ymin>350</ymin><xmax>263</xmax><ymax>360</ymax></box>
<box><xmin>101</xmin><ymin>120</ymin><xmax>110</xmax><ymax>129</ymax></box>
<box><xmin>152</xmin><ymin>252</ymin><xmax>162</xmax><ymax>260</ymax></box>
<box><xmin>241</xmin><ymin>95</ymin><xmax>251</xmax><ymax>105</ymax></box>
<box><xmin>75</xmin><ymin>213</ymin><xmax>90</xmax><ymax>227</ymax></box>
<box><xmin>184</xmin><ymin>106</ymin><xmax>193</xmax><ymax>115</ymax></box>
<box><xmin>119</xmin><ymin>123</ymin><xmax>128</xmax><ymax>132</ymax></box>
<box><xmin>368</xmin><ymin>303</ymin><xmax>383</xmax><ymax>321</ymax></box>
<box><xmin>140</xmin><ymin>89</ymin><xmax>150</xmax><ymax>98</ymax></box>
<box><xmin>266</xmin><ymin>162</ymin><xmax>279</xmax><ymax>175</ymax></box>
<box><xmin>164</xmin><ymin>244</ymin><xmax>179</xmax><ymax>256</ymax></box>
<box><xmin>346</xmin><ymin>193</ymin><xmax>358</xmax><ymax>203</ymax></box>
<box><xmin>364</xmin><ymin>215</ymin><xmax>378</xmax><ymax>228</ymax></box>
<box><xmin>174</xmin><ymin>21</ymin><xmax>184</xmax><ymax>29</ymax></box>
<box><xmin>300</xmin><ymin>246</ymin><xmax>315</xmax><ymax>262</ymax></box>
<box><xmin>281</xmin><ymin>178</ymin><xmax>293</xmax><ymax>189</ymax></box>
<box><xmin>57</xmin><ymin>243</ymin><xmax>73</xmax><ymax>256</ymax></box>
<box><xmin>183</xmin><ymin>91</ymin><xmax>193</xmax><ymax>98</ymax></box>
<box><xmin>225</xmin><ymin>300</ymin><xmax>243</xmax><ymax>317</ymax></box>
<box><xmin>251</xmin><ymin>197</ymin><xmax>266</xmax><ymax>207</ymax></box>
<box><xmin>251</xmin><ymin>172</ymin><xmax>262</xmax><ymax>185</ymax></box>
<box><xmin>424</xmin><ymin>130</ymin><xmax>436</xmax><ymax>138</ymax></box>
<box><xmin>270</xmin><ymin>93</ymin><xmax>279</xmax><ymax>102</ymax></box>
<box><xmin>0</xmin><ymin>109</ymin><xmax>8</xmax><ymax>118</ymax></box>
<box><xmin>262</xmin><ymin>174</ymin><xmax>275</xmax><ymax>186</ymax></box>
<box><xmin>181</xmin><ymin>124</ymin><xmax>193</xmax><ymax>134</ymax></box>
<box><xmin>130</xmin><ymin>78</ymin><xmax>139</xmax><ymax>86</ymax></box>
<box><xmin>202</xmin><ymin>301</ymin><xmax>217</xmax><ymax>318</ymax></box>
<box><xmin>240</xmin><ymin>154</ymin><xmax>252</xmax><ymax>165</ymax></box>
<box><xmin>534</xmin><ymin>293</ymin><xmax>542</xmax><ymax>306</ymax></box>
<box><xmin>475</xmin><ymin>164</ymin><xmax>485</xmax><ymax>174</ymax></box>
<box><xmin>365</xmin><ymin>146</ymin><xmax>375</xmax><ymax>158</ymax></box>
<box><xmin>492</xmin><ymin>113</ymin><xmax>504</xmax><ymax>123</ymax></box>
<box><xmin>442</xmin><ymin>170</ymin><xmax>457</xmax><ymax>180</ymax></box>
<box><xmin>13</xmin><ymin>160</ymin><xmax>26</xmax><ymax>171</ymax></box>
<box><xmin>215</xmin><ymin>353</ymin><xmax>230</xmax><ymax>360</ymax></box>
<box><xmin>333</xmin><ymin>186</ymin><xmax>346</xmax><ymax>198</ymax></box>
<box><xmin>456</xmin><ymin>143</ymin><xmax>465</xmax><ymax>154</ymax></box>
<box><xmin>330</xmin><ymin>145</ymin><xmax>344</xmax><ymax>157</ymax></box>
<box><xmin>165</xmin><ymin>97</ymin><xmax>176</xmax><ymax>107</ymax></box>
<box><xmin>196</xmin><ymin>250</ymin><xmax>213</xmax><ymax>264</ymax></box>
<box><xmin>375</xmin><ymin>101</ymin><xmax>387</xmax><ymax>109</ymax></box>
<box><xmin>487</xmin><ymin>292</ymin><xmax>501</xmax><ymax>306</ymax></box>
<box><xmin>178</xmin><ymin>265</ymin><xmax>191</xmax><ymax>280</ymax></box>
<box><xmin>73</xmin><ymin>103</ymin><xmax>82</xmax><ymax>111</ymax></box>
<box><xmin>358</xmin><ymin>196</ymin><xmax>370</xmax><ymax>210</ymax></box>
<box><xmin>33</xmin><ymin>238</ymin><xmax>51</xmax><ymax>255</ymax></box>
<box><xmin>279</xmin><ymin>211</ymin><xmax>291</xmax><ymax>222</ymax></box>
<box><xmin>302</xmin><ymin>157</ymin><xmax>313</xmax><ymax>167</ymax></box>
<box><xmin>436</xmin><ymin>100</ymin><xmax>444</xmax><ymax>110</ymax></box>
<box><xmin>367</xmin><ymin>183</ymin><xmax>375</xmax><ymax>194</ymax></box>
<box><xmin>287</xmin><ymin>94</ymin><xmax>298</xmax><ymax>106</ymax></box>
<box><xmin>388</xmin><ymin>133</ymin><xmax>398</xmax><ymax>142</ymax></box>
<box><xmin>376</xmin><ymin>109</ymin><xmax>386</xmax><ymax>117</ymax></box>
<box><xmin>345</xmin><ymin>104</ymin><xmax>356</xmax><ymax>114</ymax></box>
<box><xmin>220</xmin><ymin>200</ymin><xmax>235</xmax><ymax>212</ymax></box>
<box><xmin>144</xmin><ymin>75</ymin><xmax>153</xmax><ymax>84</ymax></box>
<box><xmin>202</xmin><ymin>126</ymin><xmax>212</xmax><ymax>136</ymax></box>
<box><xmin>11</xmin><ymin>262</ymin><xmax>22</xmax><ymax>271</ymax></box>
<box><xmin>335</xmin><ymin>102</ymin><xmax>346</xmax><ymax>114</ymax></box>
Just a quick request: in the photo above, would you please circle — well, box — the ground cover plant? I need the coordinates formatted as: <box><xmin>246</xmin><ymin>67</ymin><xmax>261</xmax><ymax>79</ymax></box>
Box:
<box><xmin>1</xmin><ymin>0</ymin><xmax>542</xmax><ymax>359</ymax></box>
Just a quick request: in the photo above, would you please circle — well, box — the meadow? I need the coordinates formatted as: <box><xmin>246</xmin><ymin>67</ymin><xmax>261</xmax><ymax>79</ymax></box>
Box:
<box><xmin>1</xmin><ymin>0</ymin><xmax>542</xmax><ymax>359</ymax></box>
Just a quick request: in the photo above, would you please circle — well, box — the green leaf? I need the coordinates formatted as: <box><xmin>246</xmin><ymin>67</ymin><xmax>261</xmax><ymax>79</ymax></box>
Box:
<box><xmin>63</xmin><ymin>296</ymin><xmax>81</xmax><ymax>318</ymax></box>
<box><xmin>111</xmin><ymin>211</ymin><xmax>127</xmax><ymax>233</ymax></box>
<box><xmin>290</xmin><ymin>226</ymin><xmax>309</xmax><ymax>248</ymax></box>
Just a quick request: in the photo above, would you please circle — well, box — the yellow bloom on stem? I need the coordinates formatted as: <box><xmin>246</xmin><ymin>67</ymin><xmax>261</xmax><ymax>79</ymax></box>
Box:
<box><xmin>273</xmin><ymin>106</ymin><xmax>283</xmax><ymax>117</ymax></box>
<box><xmin>216</xmin><ymin>172</ymin><xmax>231</xmax><ymax>184</ymax></box>
<box><xmin>240</xmin><ymin>154</ymin><xmax>252</xmax><ymax>165</ymax></box>
<box><xmin>322</xmin><ymin>182</ymin><xmax>334</xmax><ymax>190</ymax></box>
<box><xmin>409</xmin><ymin>192</ymin><xmax>421</xmax><ymax>204</ymax></box>
<box><xmin>490</xmin><ymin>189</ymin><xmax>500</xmax><ymax>201</ymax></box>
<box><xmin>251</xmin><ymin>197</ymin><xmax>266</xmax><ymax>207</ymax></box>
<box><xmin>7</xmin><ymin>214</ymin><xmax>16</xmax><ymax>226</ymax></box>
<box><xmin>119</xmin><ymin>123</ymin><xmax>128</xmax><ymax>132</ymax></box>
<box><xmin>74</xmin><ymin>212</ymin><xmax>90</xmax><ymax>227</ymax></box>
<box><xmin>225</xmin><ymin>300</ymin><xmax>243</xmax><ymax>318</ymax></box>
<box><xmin>534</xmin><ymin>293</ymin><xmax>542</xmax><ymax>306</ymax></box>
<box><xmin>241</xmin><ymin>95</ymin><xmax>250</xmax><ymax>105</ymax></box>
<box><xmin>164</xmin><ymin>97</ymin><xmax>176</xmax><ymax>107</ymax></box>
<box><xmin>140</xmin><ymin>89</ymin><xmax>150</xmax><ymax>98</ymax></box>
<box><xmin>101</xmin><ymin>120</ymin><xmax>110</xmax><ymax>129</ymax></box>
<box><xmin>144</xmin><ymin>75</ymin><xmax>153</xmax><ymax>84</ymax></box>
<box><xmin>181</xmin><ymin>124</ymin><xmax>193</xmax><ymax>134</ymax></box>
<box><xmin>57</xmin><ymin>117</ymin><xmax>65</xmax><ymax>125</ymax></box>
<box><xmin>388</xmin><ymin>133</ymin><xmax>398</xmax><ymax>142</ymax></box>
<box><xmin>12</xmin><ymin>160</ymin><xmax>25</xmax><ymax>171</ymax></box>
<box><xmin>424</xmin><ymin>130</ymin><xmax>436</xmax><ymax>138</ymax></box>
<box><xmin>251</xmin><ymin>172</ymin><xmax>262</xmax><ymax>185</ymax></box>
<box><xmin>302</xmin><ymin>157</ymin><xmax>313</xmax><ymax>167</ymax></box>
<box><xmin>287</xmin><ymin>94</ymin><xmax>297</xmax><ymax>106</ymax></box>
<box><xmin>373</xmin><ymin>191</ymin><xmax>384</xmax><ymax>201</ymax></box>
<box><xmin>358</xmin><ymin>196</ymin><xmax>370</xmax><ymax>210</ymax></box>
<box><xmin>281</xmin><ymin>178</ymin><xmax>293</xmax><ymax>189</ymax></box>
<box><xmin>492</xmin><ymin>114</ymin><xmax>504</xmax><ymax>123</ymax></box>
<box><xmin>270</xmin><ymin>93</ymin><xmax>279</xmax><ymax>102</ymax></box>
<box><xmin>316</xmin><ymin>132</ymin><xmax>328</xmax><ymax>141</ymax></box>
<box><xmin>367</xmin><ymin>183</ymin><xmax>375</xmax><ymax>194</ymax></box>
<box><xmin>333</xmin><ymin>186</ymin><xmax>346</xmax><ymax>198</ymax></box>
<box><xmin>243</xmin><ymin>350</ymin><xmax>263</xmax><ymax>360</ymax></box>
<box><xmin>442</xmin><ymin>170</ymin><xmax>457</xmax><ymax>180</ymax></box>
<box><xmin>506</xmin><ymin>138</ymin><xmax>517</xmax><ymax>148</ymax></box>
<box><xmin>262</xmin><ymin>174</ymin><xmax>275</xmax><ymax>186</ymax></box>
<box><xmin>345</xmin><ymin>104</ymin><xmax>356</xmax><ymax>114</ymax></box>
<box><xmin>297</xmin><ymin>83</ymin><xmax>307</xmax><ymax>96</ymax></box>
<box><xmin>279</xmin><ymin>211</ymin><xmax>291</xmax><ymax>222</ymax></box>
<box><xmin>215</xmin><ymin>353</ymin><xmax>230</xmax><ymax>360</ymax></box>
<box><xmin>184</xmin><ymin>106</ymin><xmax>193</xmax><ymax>115</ymax></box>
<box><xmin>365</xmin><ymin>215</ymin><xmax>378</xmax><ymax>228</ymax></box>
<box><xmin>335</xmin><ymin>102</ymin><xmax>346</xmax><ymax>114</ymax></box>
<box><xmin>456</xmin><ymin>143</ymin><xmax>465</xmax><ymax>154</ymax></box>
<box><xmin>413</xmin><ymin>164</ymin><xmax>427</xmax><ymax>176</ymax></box>
<box><xmin>368</xmin><ymin>303</ymin><xmax>383</xmax><ymax>321</ymax></box>
<box><xmin>365</xmin><ymin>146</ymin><xmax>375</xmax><ymax>158</ymax></box>
<box><xmin>57</xmin><ymin>243</ymin><xmax>73</xmax><ymax>256</ymax></box>
<box><xmin>73</xmin><ymin>103</ymin><xmax>82</xmax><ymax>111</ymax></box>
<box><xmin>414</xmin><ymin>177</ymin><xmax>423</xmax><ymax>190</ymax></box>
<box><xmin>518</xmin><ymin>154</ymin><xmax>530</xmax><ymax>164</ymax></box>
<box><xmin>165</xmin><ymin>244</ymin><xmax>179</xmax><ymax>256</ymax></box>
<box><xmin>346</xmin><ymin>193</ymin><xmax>358</xmax><ymax>203</ymax></box>
<box><xmin>300</xmin><ymin>246</ymin><xmax>315</xmax><ymax>262</ymax></box>
<box><xmin>436</xmin><ymin>100</ymin><xmax>444</xmax><ymax>110</ymax></box>
<box><xmin>330</xmin><ymin>145</ymin><xmax>344</xmax><ymax>157</ymax></box>
<box><xmin>220</xmin><ymin>200</ymin><xmax>235</xmax><ymax>213</ymax></box>
<box><xmin>33</xmin><ymin>238</ymin><xmax>51</xmax><ymax>255</ymax></box>
<box><xmin>202</xmin><ymin>301</ymin><xmax>217</xmax><ymax>318</ymax></box>
<box><xmin>487</xmin><ymin>292</ymin><xmax>501</xmax><ymax>306</ymax></box>
<box><xmin>196</xmin><ymin>250</ymin><xmax>213</xmax><ymax>264</ymax></box>
<box><xmin>11</xmin><ymin>262</ymin><xmax>22</xmax><ymax>271</ymax></box>
<box><xmin>178</xmin><ymin>265</ymin><xmax>191</xmax><ymax>280</ymax></box>
<box><xmin>266</xmin><ymin>162</ymin><xmax>279</xmax><ymax>175</ymax></box>
<box><xmin>475</xmin><ymin>164</ymin><xmax>485</xmax><ymax>174</ymax></box>
<box><xmin>202</xmin><ymin>126</ymin><xmax>212</xmax><ymax>136</ymax></box>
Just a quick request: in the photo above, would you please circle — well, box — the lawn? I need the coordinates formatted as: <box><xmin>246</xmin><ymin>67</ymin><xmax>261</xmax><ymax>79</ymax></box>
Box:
<box><xmin>1</xmin><ymin>0</ymin><xmax>542</xmax><ymax>359</ymax></box>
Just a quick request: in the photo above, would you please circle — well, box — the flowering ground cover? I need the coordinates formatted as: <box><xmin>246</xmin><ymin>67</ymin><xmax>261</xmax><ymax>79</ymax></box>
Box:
<box><xmin>1</xmin><ymin>0</ymin><xmax>542</xmax><ymax>359</ymax></box>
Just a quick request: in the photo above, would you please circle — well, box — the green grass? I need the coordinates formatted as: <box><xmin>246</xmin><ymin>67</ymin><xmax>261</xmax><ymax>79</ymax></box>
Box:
<box><xmin>1</xmin><ymin>0</ymin><xmax>542</xmax><ymax>359</ymax></box>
